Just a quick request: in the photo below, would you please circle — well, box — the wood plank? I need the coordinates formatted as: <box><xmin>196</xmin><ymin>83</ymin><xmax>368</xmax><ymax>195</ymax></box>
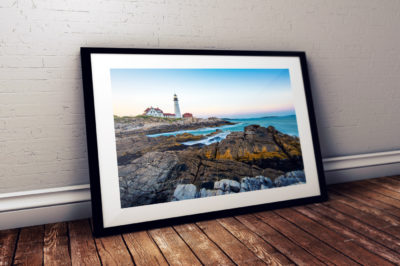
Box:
<box><xmin>328</xmin><ymin>192</ymin><xmax>400</xmax><ymax>226</ymax></box>
<box><xmin>69</xmin><ymin>219</ymin><xmax>101</xmax><ymax>266</ymax></box>
<box><xmin>325</xmin><ymin>200</ymin><xmax>400</xmax><ymax>239</ymax></box>
<box><xmin>148</xmin><ymin>227</ymin><xmax>202</xmax><ymax>265</ymax></box>
<box><xmin>366</xmin><ymin>178</ymin><xmax>400</xmax><ymax>193</ymax></box>
<box><xmin>256</xmin><ymin>211</ymin><xmax>358</xmax><ymax>265</ymax></box>
<box><xmin>355</xmin><ymin>181</ymin><xmax>400</xmax><ymax>201</ymax></box>
<box><xmin>311</xmin><ymin>203</ymin><xmax>400</xmax><ymax>253</ymax></box>
<box><xmin>329</xmin><ymin>187</ymin><xmax>400</xmax><ymax>217</ymax></box>
<box><xmin>196</xmin><ymin>219</ymin><xmax>266</xmax><ymax>265</ymax></box>
<box><xmin>0</xmin><ymin>229</ymin><xmax>18</xmax><ymax>266</ymax></box>
<box><xmin>173</xmin><ymin>223</ymin><xmax>234</xmax><ymax>265</ymax></box>
<box><xmin>94</xmin><ymin>235</ymin><xmax>133</xmax><ymax>265</ymax></box>
<box><xmin>388</xmin><ymin>176</ymin><xmax>400</xmax><ymax>184</ymax></box>
<box><xmin>123</xmin><ymin>231</ymin><xmax>168</xmax><ymax>266</ymax></box>
<box><xmin>295</xmin><ymin>206</ymin><xmax>400</xmax><ymax>264</ymax></box>
<box><xmin>274</xmin><ymin>208</ymin><xmax>394</xmax><ymax>266</ymax></box>
<box><xmin>13</xmin><ymin>225</ymin><xmax>44</xmax><ymax>266</ymax></box>
<box><xmin>373</xmin><ymin>176</ymin><xmax>400</xmax><ymax>186</ymax></box>
<box><xmin>43</xmin><ymin>223</ymin><xmax>71</xmax><ymax>266</ymax></box>
<box><xmin>235</xmin><ymin>214</ymin><xmax>324</xmax><ymax>265</ymax></box>
<box><xmin>217</xmin><ymin>217</ymin><xmax>293</xmax><ymax>265</ymax></box>
<box><xmin>383</xmin><ymin>176</ymin><xmax>400</xmax><ymax>187</ymax></box>
<box><xmin>331</xmin><ymin>183</ymin><xmax>400</xmax><ymax>211</ymax></box>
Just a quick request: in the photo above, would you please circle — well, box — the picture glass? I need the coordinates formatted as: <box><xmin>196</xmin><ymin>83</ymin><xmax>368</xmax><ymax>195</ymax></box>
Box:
<box><xmin>111</xmin><ymin>68</ymin><xmax>304</xmax><ymax>208</ymax></box>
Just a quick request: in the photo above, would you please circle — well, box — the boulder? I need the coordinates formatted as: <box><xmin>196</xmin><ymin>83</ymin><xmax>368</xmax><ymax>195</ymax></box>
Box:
<box><xmin>169</xmin><ymin>170</ymin><xmax>305</xmax><ymax>202</ymax></box>
<box><xmin>274</xmin><ymin>170</ymin><xmax>306</xmax><ymax>187</ymax></box>
<box><xmin>240</xmin><ymin>176</ymin><xmax>273</xmax><ymax>192</ymax></box>
<box><xmin>172</xmin><ymin>184</ymin><xmax>197</xmax><ymax>201</ymax></box>
<box><xmin>214</xmin><ymin>179</ymin><xmax>241</xmax><ymax>193</ymax></box>
<box><xmin>176</xmin><ymin>151</ymin><xmax>284</xmax><ymax>188</ymax></box>
<box><xmin>119</xmin><ymin>151</ymin><xmax>180</xmax><ymax>208</ymax></box>
<box><xmin>199</xmin><ymin>188</ymin><xmax>217</xmax><ymax>198</ymax></box>
<box><xmin>200</xmin><ymin>125</ymin><xmax>303</xmax><ymax>172</ymax></box>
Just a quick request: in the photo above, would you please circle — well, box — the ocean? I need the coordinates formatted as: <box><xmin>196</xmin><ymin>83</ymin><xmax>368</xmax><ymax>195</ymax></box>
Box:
<box><xmin>147</xmin><ymin>115</ymin><xmax>299</xmax><ymax>146</ymax></box>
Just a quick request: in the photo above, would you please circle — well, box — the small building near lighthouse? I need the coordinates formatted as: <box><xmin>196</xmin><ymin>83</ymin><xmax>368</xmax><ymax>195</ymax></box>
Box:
<box><xmin>163</xmin><ymin>113</ymin><xmax>175</xmax><ymax>118</ymax></box>
<box><xmin>183</xmin><ymin>113</ymin><xmax>193</xmax><ymax>119</ymax></box>
<box><xmin>143</xmin><ymin>107</ymin><xmax>164</xmax><ymax>117</ymax></box>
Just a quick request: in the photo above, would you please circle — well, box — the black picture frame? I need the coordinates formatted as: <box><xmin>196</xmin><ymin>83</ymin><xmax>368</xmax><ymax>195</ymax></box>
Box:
<box><xmin>81</xmin><ymin>48</ymin><xmax>327</xmax><ymax>237</ymax></box>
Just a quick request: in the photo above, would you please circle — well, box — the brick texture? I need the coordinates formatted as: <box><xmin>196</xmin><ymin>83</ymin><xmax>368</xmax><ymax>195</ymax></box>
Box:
<box><xmin>0</xmin><ymin>0</ymin><xmax>400</xmax><ymax>192</ymax></box>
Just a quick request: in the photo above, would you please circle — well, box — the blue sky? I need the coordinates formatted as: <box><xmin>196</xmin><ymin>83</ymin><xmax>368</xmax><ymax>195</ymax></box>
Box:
<box><xmin>110</xmin><ymin>68</ymin><xmax>295</xmax><ymax>118</ymax></box>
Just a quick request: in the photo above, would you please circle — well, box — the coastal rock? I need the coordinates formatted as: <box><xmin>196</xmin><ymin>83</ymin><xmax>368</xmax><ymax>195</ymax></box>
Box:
<box><xmin>274</xmin><ymin>170</ymin><xmax>306</xmax><ymax>187</ymax></box>
<box><xmin>172</xmin><ymin>184</ymin><xmax>197</xmax><ymax>201</ymax></box>
<box><xmin>175</xmin><ymin>152</ymin><xmax>284</xmax><ymax>188</ymax></box>
<box><xmin>116</xmin><ymin>130</ymin><xmax>227</xmax><ymax>166</ymax></box>
<box><xmin>171</xmin><ymin>170</ymin><xmax>306</xmax><ymax>201</ymax></box>
<box><xmin>240</xmin><ymin>176</ymin><xmax>273</xmax><ymax>192</ymax></box>
<box><xmin>117</xmin><ymin>122</ymin><xmax>302</xmax><ymax>176</ymax></box>
<box><xmin>201</xmin><ymin>125</ymin><xmax>303</xmax><ymax>172</ymax></box>
<box><xmin>214</xmin><ymin>179</ymin><xmax>241</xmax><ymax>193</ymax></box>
<box><xmin>199</xmin><ymin>188</ymin><xmax>217</xmax><ymax>198</ymax></box>
<box><xmin>118</xmin><ymin>121</ymin><xmax>304</xmax><ymax>207</ymax></box>
<box><xmin>116</xmin><ymin>133</ymin><xmax>191</xmax><ymax>165</ymax></box>
<box><xmin>119</xmin><ymin>151</ymin><xmax>180</xmax><ymax>207</ymax></box>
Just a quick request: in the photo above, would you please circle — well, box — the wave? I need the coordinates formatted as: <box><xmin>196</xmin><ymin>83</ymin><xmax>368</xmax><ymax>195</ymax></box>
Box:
<box><xmin>147</xmin><ymin>123</ymin><xmax>241</xmax><ymax>138</ymax></box>
<box><xmin>182</xmin><ymin>131</ymin><xmax>231</xmax><ymax>146</ymax></box>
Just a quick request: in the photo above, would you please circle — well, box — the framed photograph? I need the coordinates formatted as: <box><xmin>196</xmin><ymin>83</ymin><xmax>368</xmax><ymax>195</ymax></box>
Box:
<box><xmin>81</xmin><ymin>48</ymin><xmax>327</xmax><ymax>236</ymax></box>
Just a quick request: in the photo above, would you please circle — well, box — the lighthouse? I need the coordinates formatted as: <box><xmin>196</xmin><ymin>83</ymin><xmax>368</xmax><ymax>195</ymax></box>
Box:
<box><xmin>173</xmin><ymin>94</ymin><xmax>181</xmax><ymax>118</ymax></box>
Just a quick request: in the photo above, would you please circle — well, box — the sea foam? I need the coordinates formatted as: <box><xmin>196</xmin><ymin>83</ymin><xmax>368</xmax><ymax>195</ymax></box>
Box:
<box><xmin>182</xmin><ymin>131</ymin><xmax>231</xmax><ymax>146</ymax></box>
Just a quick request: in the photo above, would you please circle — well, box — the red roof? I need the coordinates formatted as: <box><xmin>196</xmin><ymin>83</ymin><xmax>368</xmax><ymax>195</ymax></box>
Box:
<box><xmin>144</xmin><ymin>107</ymin><xmax>163</xmax><ymax>114</ymax></box>
<box><xmin>183</xmin><ymin>113</ymin><xmax>193</xmax><ymax>117</ymax></box>
<box><xmin>164</xmin><ymin>113</ymin><xmax>175</xmax><ymax>116</ymax></box>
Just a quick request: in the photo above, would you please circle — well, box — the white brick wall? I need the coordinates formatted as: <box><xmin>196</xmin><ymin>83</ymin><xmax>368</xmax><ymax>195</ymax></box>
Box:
<box><xmin>1</xmin><ymin>0</ymin><xmax>400</xmax><ymax>193</ymax></box>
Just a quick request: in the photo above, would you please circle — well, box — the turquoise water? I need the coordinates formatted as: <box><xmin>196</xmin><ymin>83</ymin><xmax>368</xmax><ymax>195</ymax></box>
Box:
<box><xmin>147</xmin><ymin>115</ymin><xmax>299</xmax><ymax>145</ymax></box>
<box><xmin>223</xmin><ymin>115</ymin><xmax>298</xmax><ymax>136</ymax></box>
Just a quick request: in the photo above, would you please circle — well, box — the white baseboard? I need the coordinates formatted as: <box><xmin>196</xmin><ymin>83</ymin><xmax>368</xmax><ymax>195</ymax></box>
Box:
<box><xmin>323</xmin><ymin>150</ymin><xmax>400</xmax><ymax>184</ymax></box>
<box><xmin>0</xmin><ymin>184</ymin><xmax>92</xmax><ymax>230</ymax></box>
<box><xmin>0</xmin><ymin>184</ymin><xmax>90</xmax><ymax>212</ymax></box>
<box><xmin>0</xmin><ymin>202</ymin><xmax>92</xmax><ymax>230</ymax></box>
<box><xmin>323</xmin><ymin>150</ymin><xmax>400</xmax><ymax>172</ymax></box>
<box><xmin>1</xmin><ymin>150</ymin><xmax>399</xmax><ymax>230</ymax></box>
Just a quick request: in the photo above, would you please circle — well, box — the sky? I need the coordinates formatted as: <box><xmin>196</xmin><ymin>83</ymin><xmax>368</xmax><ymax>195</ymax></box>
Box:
<box><xmin>110</xmin><ymin>68</ymin><xmax>295</xmax><ymax>119</ymax></box>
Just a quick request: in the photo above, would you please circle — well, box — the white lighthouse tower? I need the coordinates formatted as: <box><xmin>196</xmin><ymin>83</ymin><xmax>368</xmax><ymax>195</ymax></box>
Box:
<box><xmin>173</xmin><ymin>93</ymin><xmax>181</xmax><ymax>118</ymax></box>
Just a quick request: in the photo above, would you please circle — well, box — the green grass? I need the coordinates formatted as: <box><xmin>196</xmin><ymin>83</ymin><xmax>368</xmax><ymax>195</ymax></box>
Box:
<box><xmin>114</xmin><ymin>115</ymin><xmax>182</xmax><ymax>123</ymax></box>
<box><xmin>114</xmin><ymin>115</ymin><xmax>136</xmax><ymax>123</ymax></box>
<box><xmin>134</xmin><ymin>115</ymin><xmax>151</xmax><ymax>119</ymax></box>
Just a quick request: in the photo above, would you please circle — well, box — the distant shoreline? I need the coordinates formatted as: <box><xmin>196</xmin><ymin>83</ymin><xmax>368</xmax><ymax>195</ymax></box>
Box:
<box><xmin>221</xmin><ymin>114</ymin><xmax>295</xmax><ymax>120</ymax></box>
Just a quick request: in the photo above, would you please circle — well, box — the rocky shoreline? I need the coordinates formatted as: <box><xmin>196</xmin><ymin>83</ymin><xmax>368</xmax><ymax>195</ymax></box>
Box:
<box><xmin>117</xmin><ymin>121</ymin><xmax>304</xmax><ymax>208</ymax></box>
<box><xmin>172</xmin><ymin>170</ymin><xmax>306</xmax><ymax>201</ymax></box>
<box><xmin>115</xmin><ymin>116</ymin><xmax>234</xmax><ymax>136</ymax></box>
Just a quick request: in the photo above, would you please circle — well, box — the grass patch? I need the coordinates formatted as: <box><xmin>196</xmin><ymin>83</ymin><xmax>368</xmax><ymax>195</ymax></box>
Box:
<box><xmin>114</xmin><ymin>115</ymin><xmax>182</xmax><ymax>123</ymax></box>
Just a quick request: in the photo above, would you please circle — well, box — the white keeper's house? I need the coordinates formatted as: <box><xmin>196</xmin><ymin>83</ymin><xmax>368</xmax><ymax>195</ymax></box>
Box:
<box><xmin>143</xmin><ymin>107</ymin><xmax>164</xmax><ymax>117</ymax></box>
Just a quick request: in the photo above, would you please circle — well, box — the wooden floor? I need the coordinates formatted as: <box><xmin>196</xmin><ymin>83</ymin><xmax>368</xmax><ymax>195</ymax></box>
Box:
<box><xmin>1</xmin><ymin>176</ymin><xmax>400</xmax><ymax>265</ymax></box>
